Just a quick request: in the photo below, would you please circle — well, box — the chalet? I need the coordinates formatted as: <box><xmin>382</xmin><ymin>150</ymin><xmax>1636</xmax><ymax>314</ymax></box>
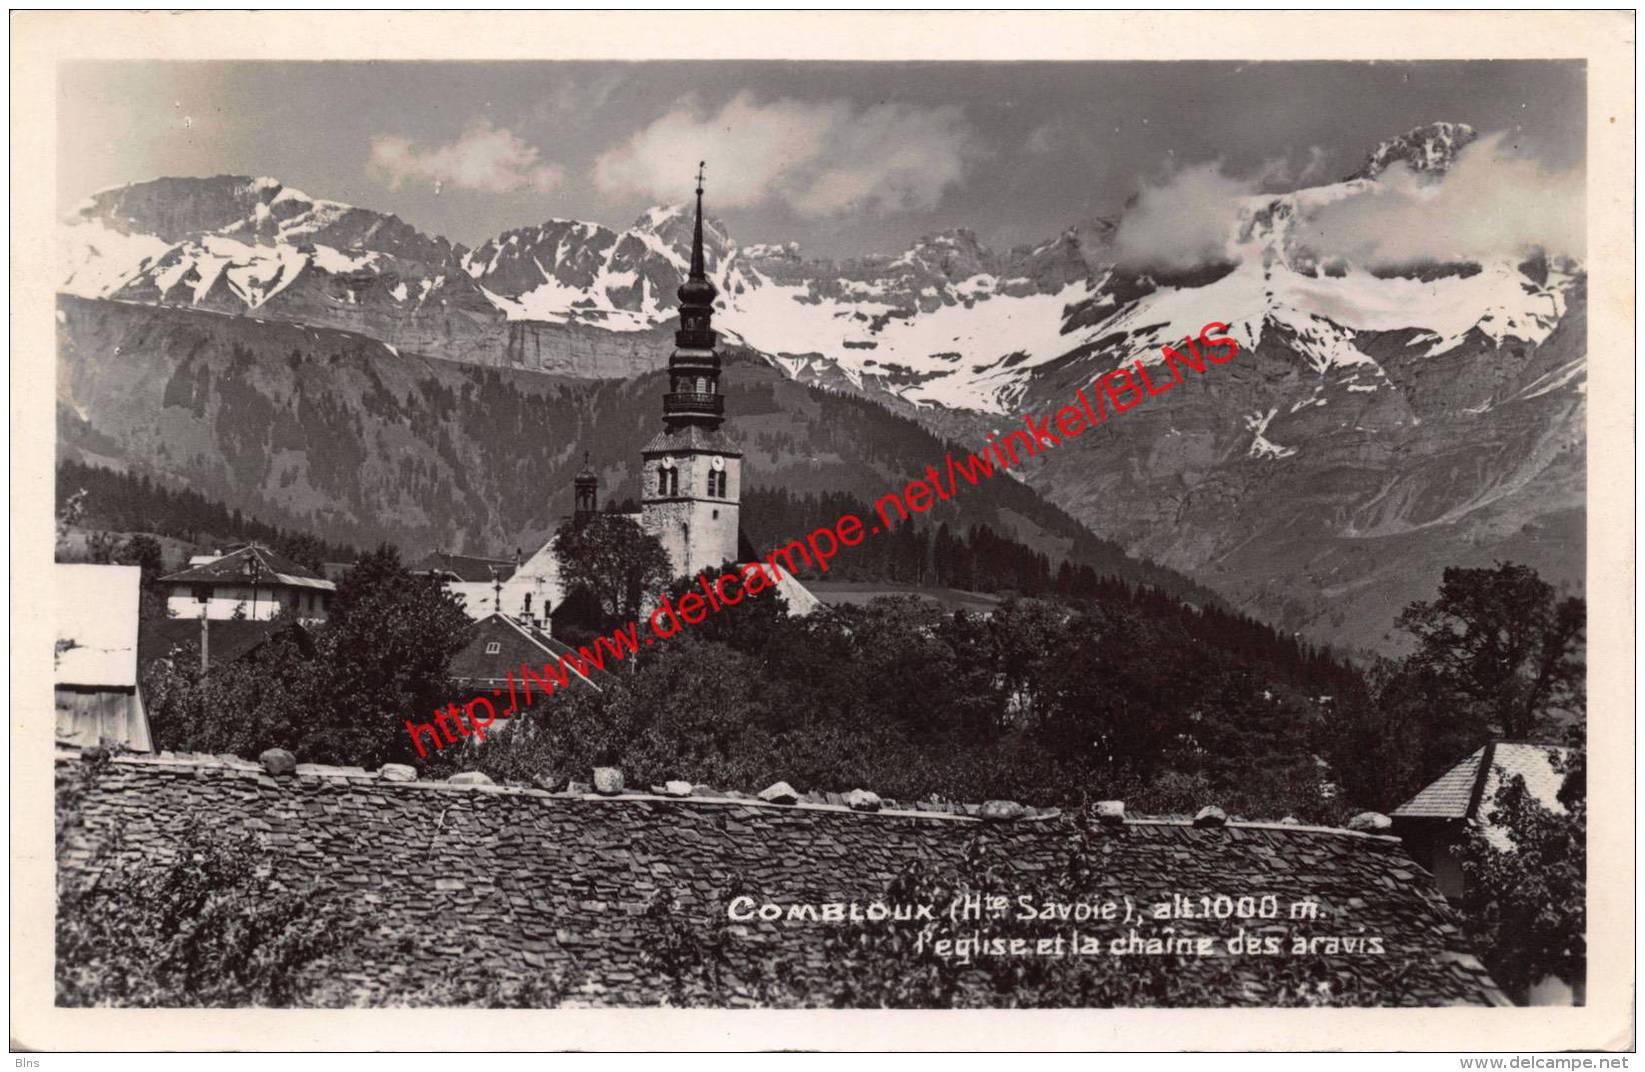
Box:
<box><xmin>1392</xmin><ymin>741</ymin><xmax>1582</xmax><ymax>1006</ymax></box>
<box><xmin>160</xmin><ymin>545</ymin><xmax>335</xmax><ymax>623</ymax></box>
<box><xmin>55</xmin><ymin>563</ymin><xmax>152</xmax><ymax>752</ymax></box>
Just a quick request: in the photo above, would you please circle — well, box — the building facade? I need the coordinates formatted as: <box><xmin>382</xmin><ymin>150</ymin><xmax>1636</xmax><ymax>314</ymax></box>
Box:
<box><xmin>160</xmin><ymin>545</ymin><xmax>335</xmax><ymax>623</ymax></box>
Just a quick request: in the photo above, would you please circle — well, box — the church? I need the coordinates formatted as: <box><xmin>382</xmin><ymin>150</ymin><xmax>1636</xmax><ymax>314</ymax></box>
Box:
<box><xmin>430</xmin><ymin>170</ymin><xmax>819</xmax><ymax>629</ymax></box>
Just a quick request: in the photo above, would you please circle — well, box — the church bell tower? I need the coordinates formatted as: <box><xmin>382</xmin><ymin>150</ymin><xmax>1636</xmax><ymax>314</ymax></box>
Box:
<box><xmin>640</xmin><ymin>164</ymin><xmax>741</xmax><ymax>579</ymax></box>
<box><xmin>573</xmin><ymin>452</ymin><xmax>598</xmax><ymax>519</ymax></box>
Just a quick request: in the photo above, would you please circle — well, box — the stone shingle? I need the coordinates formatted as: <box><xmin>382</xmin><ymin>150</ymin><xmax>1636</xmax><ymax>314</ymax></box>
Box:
<box><xmin>58</xmin><ymin>753</ymin><xmax>1508</xmax><ymax>1007</ymax></box>
<box><xmin>1393</xmin><ymin>747</ymin><xmax>1487</xmax><ymax>819</ymax></box>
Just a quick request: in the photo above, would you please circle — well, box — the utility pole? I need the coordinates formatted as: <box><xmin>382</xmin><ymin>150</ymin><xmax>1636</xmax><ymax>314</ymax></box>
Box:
<box><xmin>247</xmin><ymin>552</ymin><xmax>264</xmax><ymax>620</ymax></box>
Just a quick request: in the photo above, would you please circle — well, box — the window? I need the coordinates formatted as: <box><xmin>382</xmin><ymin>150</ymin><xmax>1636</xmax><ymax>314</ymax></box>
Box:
<box><xmin>484</xmin><ymin>641</ymin><xmax>501</xmax><ymax>655</ymax></box>
<box><xmin>657</xmin><ymin>464</ymin><xmax>678</xmax><ymax>496</ymax></box>
<box><xmin>708</xmin><ymin>469</ymin><xmax>728</xmax><ymax>497</ymax></box>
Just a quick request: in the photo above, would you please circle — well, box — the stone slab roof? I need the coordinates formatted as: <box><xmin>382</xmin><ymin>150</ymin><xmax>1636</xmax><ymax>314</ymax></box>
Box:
<box><xmin>58</xmin><ymin>752</ymin><xmax>1508</xmax><ymax>1008</ymax></box>
<box><xmin>1394</xmin><ymin>747</ymin><xmax>1488</xmax><ymax>820</ymax></box>
<box><xmin>1394</xmin><ymin>742</ymin><xmax>1574</xmax><ymax>821</ymax></box>
<box><xmin>1393</xmin><ymin>742</ymin><xmax>1576</xmax><ymax>851</ymax></box>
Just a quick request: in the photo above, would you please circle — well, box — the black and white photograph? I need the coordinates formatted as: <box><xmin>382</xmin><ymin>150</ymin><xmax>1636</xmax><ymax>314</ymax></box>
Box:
<box><xmin>12</xmin><ymin>8</ymin><xmax>1635</xmax><ymax>1055</ymax></box>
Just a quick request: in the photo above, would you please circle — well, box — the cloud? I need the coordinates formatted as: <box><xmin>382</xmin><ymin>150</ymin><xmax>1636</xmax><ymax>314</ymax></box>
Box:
<box><xmin>1298</xmin><ymin>145</ymin><xmax>1330</xmax><ymax>184</ymax></box>
<box><xmin>370</xmin><ymin>120</ymin><xmax>564</xmax><ymax>194</ymax></box>
<box><xmin>1108</xmin><ymin>133</ymin><xmax>1581</xmax><ymax>273</ymax></box>
<box><xmin>1111</xmin><ymin>161</ymin><xmax>1255</xmax><ymax>270</ymax></box>
<box><xmin>538</xmin><ymin>71</ymin><xmax>625</xmax><ymax>120</ymax></box>
<box><xmin>593</xmin><ymin>91</ymin><xmax>975</xmax><ymax>216</ymax></box>
<box><xmin>1298</xmin><ymin>132</ymin><xmax>1584</xmax><ymax>266</ymax></box>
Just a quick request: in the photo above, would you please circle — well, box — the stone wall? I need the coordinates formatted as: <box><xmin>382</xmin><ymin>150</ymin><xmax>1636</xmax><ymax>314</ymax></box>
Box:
<box><xmin>56</xmin><ymin>751</ymin><xmax>1507</xmax><ymax>1008</ymax></box>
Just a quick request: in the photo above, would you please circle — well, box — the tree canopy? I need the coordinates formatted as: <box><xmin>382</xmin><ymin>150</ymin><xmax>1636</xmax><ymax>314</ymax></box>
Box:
<box><xmin>553</xmin><ymin>513</ymin><xmax>672</xmax><ymax>626</ymax></box>
<box><xmin>1460</xmin><ymin>752</ymin><xmax>1586</xmax><ymax>1002</ymax></box>
<box><xmin>144</xmin><ymin>545</ymin><xmax>474</xmax><ymax>767</ymax></box>
<box><xmin>1398</xmin><ymin>562</ymin><xmax>1585</xmax><ymax>740</ymax></box>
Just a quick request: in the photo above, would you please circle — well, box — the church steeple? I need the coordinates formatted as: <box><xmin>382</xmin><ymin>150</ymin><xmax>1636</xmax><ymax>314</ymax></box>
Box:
<box><xmin>680</xmin><ymin>161</ymin><xmax>715</xmax><ymax>306</ymax></box>
<box><xmin>687</xmin><ymin>162</ymin><xmax>709</xmax><ymax>282</ymax></box>
<box><xmin>573</xmin><ymin>451</ymin><xmax>598</xmax><ymax>519</ymax></box>
<box><xmin>640</xmin><ymin>161</ymin><xmax>742</xmax><ymax>582</ymax></box>
<box><xmin>664</xmin><ymin>162</ymin><xmax>723</xmax><ymax>432</ymax></box>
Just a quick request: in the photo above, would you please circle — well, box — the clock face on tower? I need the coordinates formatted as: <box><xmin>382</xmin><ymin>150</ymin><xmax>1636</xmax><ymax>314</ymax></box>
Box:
<box><xmin>710</xmin><ymin>456</ymin><xmax>725</xmax><ymax>471</ymax></box>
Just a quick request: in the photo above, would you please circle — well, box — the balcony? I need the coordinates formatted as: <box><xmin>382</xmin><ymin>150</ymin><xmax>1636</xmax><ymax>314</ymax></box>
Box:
<box><xmin>664</xmin><ymin>391</ymin><xmax>724</xmax><ymax>417</ymax></box>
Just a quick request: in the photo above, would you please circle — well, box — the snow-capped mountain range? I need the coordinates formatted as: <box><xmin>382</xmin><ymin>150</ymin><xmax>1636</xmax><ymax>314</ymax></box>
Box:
<box><xmin>60</xmin><ymin>122</ymin><xmax>1574</xmax><ymax>420</ymax></box>
<box><xmin>56</xmin><ymin>122</ymin><xmax>1586</xmax><ymax>652</ymax></box>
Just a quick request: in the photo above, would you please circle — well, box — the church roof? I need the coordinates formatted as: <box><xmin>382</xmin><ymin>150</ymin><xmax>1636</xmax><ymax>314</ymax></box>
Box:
<box><xmin>573</xmin><ymin>451</ymin><xmax>598</xmax><ymax>487</ymax></box>
<box><xmin>409</xmin><ymin>551</ymin><xmax>518</xmax><ymax>584</ymax></box>
<box><xmin>642</xmin><ymin>424</ymin><xmax>742</xmax><ymax>456</ymax></box>
<box><xmin>757</xmin><ymin>561</ymin><xmax>822</xmax><ymax>616</ymax></box>
<box><xmin>677</xmin><ymin>161</ymin><xmax>718</xmax><ymax>307</ymax></box>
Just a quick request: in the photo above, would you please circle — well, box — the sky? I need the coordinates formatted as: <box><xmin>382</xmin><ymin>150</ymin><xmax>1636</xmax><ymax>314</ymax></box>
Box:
<box><xmin>58</xmin><ymin>60</ymin><xmax>1584</xmax><ymax>260</ymax></box>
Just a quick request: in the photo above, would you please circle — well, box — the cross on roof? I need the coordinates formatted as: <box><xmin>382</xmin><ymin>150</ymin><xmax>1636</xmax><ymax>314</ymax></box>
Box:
<box><xmin>695</xmin><ymin>161</ymin><xmax>705</xmax><ymax>195</ymax></box>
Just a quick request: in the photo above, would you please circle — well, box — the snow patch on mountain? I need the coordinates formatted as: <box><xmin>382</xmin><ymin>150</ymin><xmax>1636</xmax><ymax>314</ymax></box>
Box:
<box><xmin>1245</xmin><ymin>407</ymin><xmax>1297</xmax><ymax>460</ymax></box>
<box><xmin>222</xmin><ymin>242</ymin><xmax>308</xmax><ymax>307</ymax></box>
<box><xmin>309</xmin><ymin>245</ymin><xmax>381</xmax><ymax>274</ymax></box>
<box><xmin>58</xmin><ymin>218</ymin><xmax>172</xmax><ymax>297</ymax></box>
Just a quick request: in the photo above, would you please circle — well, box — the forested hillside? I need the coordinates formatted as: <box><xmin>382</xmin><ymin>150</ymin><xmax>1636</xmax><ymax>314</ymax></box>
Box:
<box><xmin>58</xmin><ymin>295</ymin><xmax>1216</xmax><ymax>604</ymax></box>
<box><xmin>56</xmin><ymin>459</ymin><xmax>358</xmax><ymax>569</ymax></box>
